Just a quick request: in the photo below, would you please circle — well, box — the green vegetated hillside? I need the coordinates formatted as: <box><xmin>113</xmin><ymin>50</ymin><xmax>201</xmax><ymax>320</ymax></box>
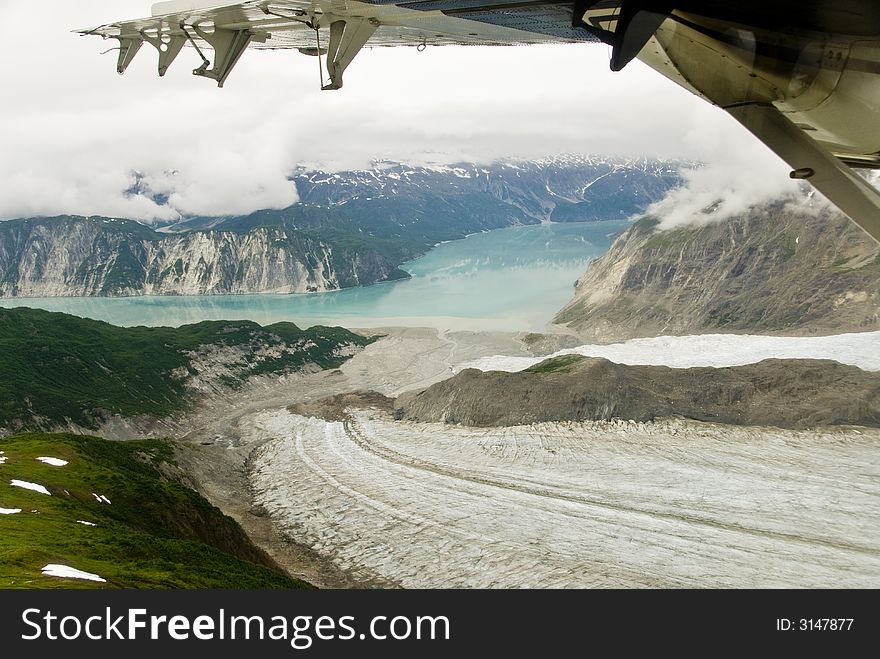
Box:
<box><xmin>0</xmin><ymin>433</ymin><xmax>308</xmax><ymax>588</ymax></box>
<box><xmin>0</xmin><ymin>306</ymin><xmax>371</xmax><ymax>432</ymax></box>
<box><xmin>211</xmin><ymin>193</ymin><xmax>526</xmax><ymax>255</ymax></box>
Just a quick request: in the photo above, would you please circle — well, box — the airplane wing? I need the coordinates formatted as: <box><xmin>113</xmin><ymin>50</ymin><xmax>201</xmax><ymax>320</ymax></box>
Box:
<box><xmin>77</xmin><ymin>1</ymin><xmax>880</xmax><ymax>243</ymax></box>
<box><xmin>78</xmin><ymin>1</ymin><xmax>597</xmax><ymax>88</ymax></box>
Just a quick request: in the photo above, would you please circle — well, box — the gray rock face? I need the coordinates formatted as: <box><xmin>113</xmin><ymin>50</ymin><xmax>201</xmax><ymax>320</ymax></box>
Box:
<box><xmin>0</xmin><ymin>216</ymin><xmax>397</xmax><ymax>297</ymax></box>
<box><xmin>554</xmin><ymin>203</ymin><xmax>880</xmax><ymax>341</ymax></box>
<box><xmin>398</xmin><ymin>355</ymin><xmax>880</xmax><ymax>429</ymax></box>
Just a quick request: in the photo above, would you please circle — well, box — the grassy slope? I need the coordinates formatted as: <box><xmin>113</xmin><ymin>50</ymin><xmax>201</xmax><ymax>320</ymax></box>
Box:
<box><xmin>0</xmin><ymin>433</ymin><xmax>308</xmax><ymax>589</ymax></box>
<box><xmin>524</xmin><ymin>355</ymin><xmax>586</xmax><ymax>374</ymax></box>
<box><xmin>0</xmin><ymin>307</ymin><xmax>371</xmax><ymax>430</ymax></box>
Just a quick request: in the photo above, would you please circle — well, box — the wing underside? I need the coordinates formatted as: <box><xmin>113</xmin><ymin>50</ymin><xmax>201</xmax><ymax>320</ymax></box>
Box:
<box><xmin>78</xmin><ymin>1</ymin><xmax>597</xmax><ymax>89</ymax></box>
<box><xmin>79</xmin><ymin>1</ymin><xmax>595</xmax><ymax>53</ymax></box>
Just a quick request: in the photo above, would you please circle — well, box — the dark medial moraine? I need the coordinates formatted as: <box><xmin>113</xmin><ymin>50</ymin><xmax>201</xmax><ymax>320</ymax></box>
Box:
<box><xmin>397</xmin><ymin>355</ymin><xmax>880</xmax><ymax>429</ymax></box>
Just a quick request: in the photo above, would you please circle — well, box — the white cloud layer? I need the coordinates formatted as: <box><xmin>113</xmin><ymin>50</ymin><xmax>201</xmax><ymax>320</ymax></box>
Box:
<box><xmin>648</xmin><ymin>137</ymin><xmax>802</xmax><ymax>230</ymax></box>
<box><xmin>0</xmin><ymin>0</ymin><xmax>802</xmax><ymax>221</ymax></box>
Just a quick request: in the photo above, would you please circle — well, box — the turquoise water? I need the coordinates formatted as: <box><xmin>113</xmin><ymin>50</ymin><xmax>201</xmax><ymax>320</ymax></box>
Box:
<box><xmin>0</xmin><ymin>221</ymin><xmax>629</xmax><ymax>331</ymax></box>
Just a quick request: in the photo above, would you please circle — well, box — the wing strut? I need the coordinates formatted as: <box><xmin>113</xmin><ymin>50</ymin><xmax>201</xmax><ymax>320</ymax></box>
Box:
<box><xmin>115</xmin><ymin>36</ymin><xmax>144</xmax><ymax>75</ymax></box>
<box><xmin>727</xmin><ymin>103</ymin><xmax>880</xmax><ymax>243</ymax></box>
<box><xmin>187</xmin><ymin>24</ymin><xmax>269</xmax><ymax>87</ymax></box>
<box><xmin>139</xmin><ymin>30</ymin><xmax>187</xmax><ymax>77</ymax></box>
<box><xmin>322</xmin><ymin>18</ymin><xmax>378</xmax><ymax>90</ymax></box>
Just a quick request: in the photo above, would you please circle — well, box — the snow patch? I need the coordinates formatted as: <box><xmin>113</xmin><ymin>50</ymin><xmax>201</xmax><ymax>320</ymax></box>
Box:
<box><xmin>462</xmin><ymin>332</ymin><xmax>880</xmax><ymax>373</ymax></box>
<box><xmin>10</xmin><ymin>480</ymin><xmax>51</xmax><ymax>496</ymax></box>
<box><xmin>76</xmin><ymin>520</ymin><xmax>97</xmax><ymax>527</ymax></box>
<box><xmin>0</xmin><ymin>457</ymin><xmax>7</xmax><ymax>465</ymax></box>
<box><xmin>37</xmin><ymin>457</ymin><xmax>69</xmax><ymax>467</ymax></box>
<box><xmin>0</xmin><ymin>508</ymin><xmax>22</xmax><ymax>515</ymax></box>
<box><xmin>41</xmin><ymin>564</ymin><xmax>106</xmax><ymax>583</ymax></box>
<box><xmin>92</xmin><ymin>493</ymin><xmax>112</xmax><ymax>505</ymax></box>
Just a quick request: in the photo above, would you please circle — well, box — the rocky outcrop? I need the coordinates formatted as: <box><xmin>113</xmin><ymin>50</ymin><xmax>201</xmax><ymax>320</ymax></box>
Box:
<box><xmin>0</xmin><ymin>216</ymin><xmax>399</xmax><ymax>297</ymax></box>
<box><xmin>397</xmin><ymin>355</ymin><xmax>880</xmax><ymax>429</ymax></box>
<box><xmin>554</xmin><ymin>203</ymin><xmax>880</xmax><ymax>341</ymax></box>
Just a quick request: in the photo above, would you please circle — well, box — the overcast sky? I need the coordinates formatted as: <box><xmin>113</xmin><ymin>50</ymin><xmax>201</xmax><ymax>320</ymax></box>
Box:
<box><xmin>0</xmin><ymin>0</ymin><xmax>800</xmax><ymax>222</ymax></box>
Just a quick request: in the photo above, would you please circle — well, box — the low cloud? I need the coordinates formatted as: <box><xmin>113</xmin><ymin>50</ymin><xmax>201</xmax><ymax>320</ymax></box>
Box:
<box><xmin>0</xmin><ymin>0</ymin><xmax>761</xmax><ymax>223</ymax></box>
<box><xmin>648</xmin><ymin>111</ymin><xmax>804</xmax><ymax>229</ymax></box>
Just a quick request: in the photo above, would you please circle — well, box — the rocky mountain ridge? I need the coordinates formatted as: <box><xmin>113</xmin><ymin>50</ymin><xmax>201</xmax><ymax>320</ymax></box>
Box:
<box><xmin>0</xmin><ymin>156</ymin><xmax>682</xmax><ymax>297</ymax></box>
<box><xmin>0</xmin><ymin>216</ymin><xmax>400</xmax><ymax>297</ymax></box>
<box><xmin>287</xmin><ymin>156</ymin><xmax>682</xmax><ymax>224</ymax></box>
<box><xmin>554</xmin><ymin>202</ymin><xmax>880</xmax><ymax>341</ymax></box>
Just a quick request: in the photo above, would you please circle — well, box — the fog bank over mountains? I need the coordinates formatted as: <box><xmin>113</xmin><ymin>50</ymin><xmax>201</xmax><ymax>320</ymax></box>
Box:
<box><xmin>1</xmin><ymin>1</ymin><xmax>795</xmax><ymax>222</ymax></box>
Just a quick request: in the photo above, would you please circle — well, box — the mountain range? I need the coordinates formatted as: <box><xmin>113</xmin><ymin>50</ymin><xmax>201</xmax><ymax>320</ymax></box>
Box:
<box><xmin>0</xmin><ymin>157</ymin><xmax>682</xmax><ymax>297</ymax></box>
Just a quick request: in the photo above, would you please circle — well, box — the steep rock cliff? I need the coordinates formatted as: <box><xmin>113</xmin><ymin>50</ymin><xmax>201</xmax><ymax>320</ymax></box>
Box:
<box><xmin>0</xmin><ymin>217</ymin><xmax>398</xmax><ymax>297</ymax></box>
<box><xmin>554</xmin><ymin>203</ymin><xmax>880</xmax><ymax>341</ymax></box>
